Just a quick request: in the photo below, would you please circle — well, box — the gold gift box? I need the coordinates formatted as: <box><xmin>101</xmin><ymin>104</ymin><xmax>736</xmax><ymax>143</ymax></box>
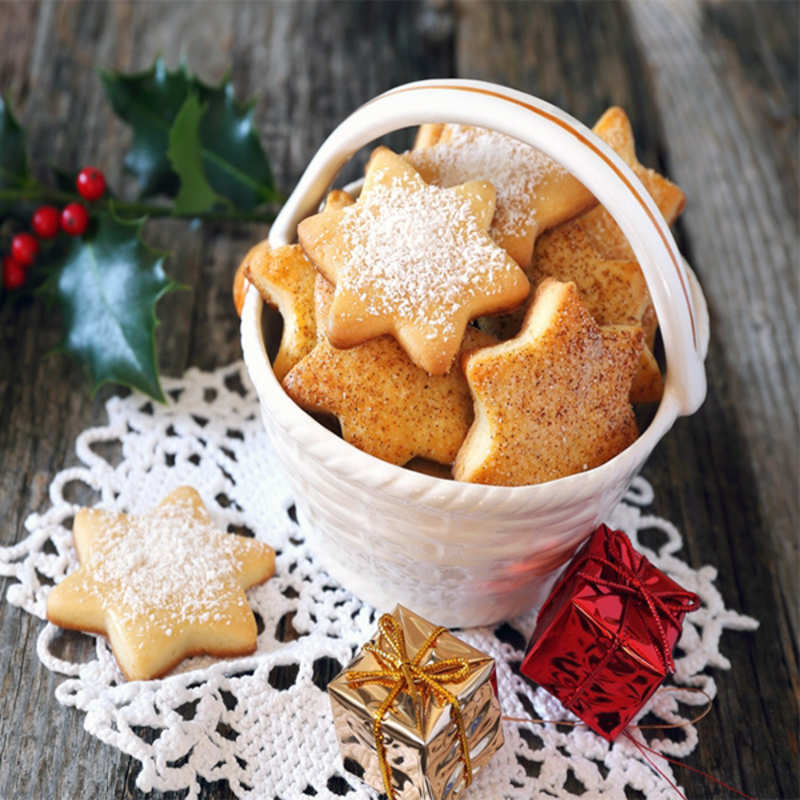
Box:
<box><xmin>328</xmin><ymin>605</ymin><xmax>504</xmax><ymax>800</ymax></box>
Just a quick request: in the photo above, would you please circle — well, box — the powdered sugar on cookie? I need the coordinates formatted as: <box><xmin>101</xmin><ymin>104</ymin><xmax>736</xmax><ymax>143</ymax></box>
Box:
<box><xmin>78</xmin><ymin>495</ymin><xmax>249</xmax><ymax>633</ymax></box>
<box><xmin>406</xmin><ymin>125</ymin><xmax>563</xmax><ymax>241</ymax></box>
<box><xmin>338</xmin><ymin>170</ymin><xmax>514</xmax><ymax>339</ymax></box>
<box><xmin>46</xmin><ymin>486</ymin><xmax>274</xmax><ymax>680</ymax></box>
<box><xmin>297</xmin><ymin>147</ymin><xmax>529</xmax><ymax>375</ymax></box>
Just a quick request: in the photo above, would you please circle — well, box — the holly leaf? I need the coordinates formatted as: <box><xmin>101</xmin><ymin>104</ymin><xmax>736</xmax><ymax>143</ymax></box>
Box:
<box><xmin>101</xmin><ymin>59</ymin><xmax>277</xmax><ymax>209</ymax></box>
<box><xmin>167</xmin><ymin>93</ymin><xmax>225</xmax><ymax>215</ymax></box>
<box><xmin>100</xmin><ymin>60</ymin><xmax>187</xmax><ymax>197</ymax></box>
<box><xmin>0</xmin><ymin>95</ymin><xmax>29</xmax><ymax>190</ymax></box>
<box><xmin>190</xmin><ymin>79</ymin><xmax>279</xmax><ymax>210</ymax></box>
<box><xmin>41</xmin><ymin>211</ymin><xmax>180</xmax><ymax>401</ymax></box>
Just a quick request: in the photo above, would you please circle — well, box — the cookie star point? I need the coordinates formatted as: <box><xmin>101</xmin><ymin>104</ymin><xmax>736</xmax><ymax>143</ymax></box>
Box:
<box><xmin>242</xmin><ymin>242</ymin><xmax>317</xmax><ymax>381</ymax></box>
<box><xmin>406</xmin><ymin>123</ymin><xmax>599</xmax><ymax>268</ymax></box>
<box><xmin>46</xmin><ymin>486</ymin><xmax>274</xmax><ymax>681</ymax></box>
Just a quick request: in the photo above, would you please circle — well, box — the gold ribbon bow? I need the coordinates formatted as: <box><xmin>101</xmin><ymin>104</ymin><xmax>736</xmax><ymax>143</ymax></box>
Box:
<box><xmin>346</xmin><ymin>613</ymin><xmax>474</xmax><ymax>799</ymax></box>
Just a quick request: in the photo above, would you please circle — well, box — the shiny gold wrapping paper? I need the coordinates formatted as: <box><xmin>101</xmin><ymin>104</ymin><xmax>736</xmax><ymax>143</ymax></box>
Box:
<box><xmin>328</xmin><ymin>605</ymin><xmax>504</xmax><ymax>799</ymax></box>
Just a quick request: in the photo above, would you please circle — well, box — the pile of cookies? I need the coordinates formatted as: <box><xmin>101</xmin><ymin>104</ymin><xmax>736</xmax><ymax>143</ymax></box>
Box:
<box><xmin>237</xmin><ymin>108</ymin><xmax>684</xmax><ymax>487</ymax></box>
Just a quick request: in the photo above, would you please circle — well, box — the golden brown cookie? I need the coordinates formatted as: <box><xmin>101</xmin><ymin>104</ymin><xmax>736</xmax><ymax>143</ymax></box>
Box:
<box><xmin>574</xmin><ymin>106</ymin><xmax>686</xmax><ymax>261</ymax></box>
<box><xmin>454</xmin><ymin>279</ymin><xmax>643</xmax><ymax>486</ymax></box>
<box><xmin>46</xmin><ymin>486</ymin><xmax>275</xmax><ymax>681</ymax></box>
<box><xmin>534</xmin><ymin>109</ymin><xmax>682</xmax><ymax>401</ymax></box>
<box><xmin>323</xmin><ymin>188</ymin><xmax>356</xmax><ymax>211</ymax></box>
<box><xmin>242</xmin><ymin>242</ymin><xmax>317</xmax><ymax>381</ymax></box>
<box><xmin>283</xmin><ymin>276</ymin><xmax>496</xmax><ymax>466</ymax></box>
<box><xmin>631</xmin><ymin>346</ymin><xmax>664</xmax><ymax>405</ymax></box>
<box><xmin>479</xmin><ymin>224</ymin><xmax>650</xmax><ymax>339</ymax></box>
<box><xmin>479</xmin><ymin>108</ymin><xmax>681</xmax><ymax>403</ymax></box>
<box><xmin>297</xmin><ymin>146</ymin><xmax>528</xmax><ymax>375</ymax></box>
<box><xmin>530</xmin><ymin>224</ymin><xmax>664</xmax><ymax>404</ymax></box>
<box><xmin>405</xmin><ymin>106</ymin><xmax>651</xmax><ymax>270</ymax></box>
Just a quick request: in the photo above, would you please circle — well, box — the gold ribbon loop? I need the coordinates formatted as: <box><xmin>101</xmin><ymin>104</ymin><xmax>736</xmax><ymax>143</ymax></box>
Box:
<box><xmin>346</xmin><ymin>613</ymin><xmax>474</xmax><ymax>800</ymax></box>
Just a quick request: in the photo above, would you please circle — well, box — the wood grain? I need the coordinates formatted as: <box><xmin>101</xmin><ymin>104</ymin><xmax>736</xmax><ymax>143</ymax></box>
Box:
<box><xmin>628</xmin><ymin>4</ymin><xmax>799</xmax><ymax>797</ymax></box>
<box><xmin>0</xmin><ymin>1</ymin><xmax>796</xmax><ymax>798</ymax></box>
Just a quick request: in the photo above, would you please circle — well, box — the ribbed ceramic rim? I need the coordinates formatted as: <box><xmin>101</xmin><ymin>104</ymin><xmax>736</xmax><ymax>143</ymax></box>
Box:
<box><xmin>241</xmin><ymin>79</ymin><xmax>709</xmax><ymax>511</ymax></box>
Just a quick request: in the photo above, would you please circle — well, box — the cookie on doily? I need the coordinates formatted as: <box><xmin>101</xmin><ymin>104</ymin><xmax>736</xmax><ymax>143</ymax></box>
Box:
<box><xmin>46</xmin><ymin>486</ymin><xmax>275</xmax><ymax>681</ymax></box>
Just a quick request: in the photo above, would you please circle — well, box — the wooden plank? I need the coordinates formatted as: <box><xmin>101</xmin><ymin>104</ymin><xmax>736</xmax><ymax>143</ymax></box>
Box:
<box><xmin>0</xmin><ymin>2</ymin><xmax>240</xmax><ymax>797</ymax></box>
<box><xmin>627</xmin><ymin>2</ymin><xmax>798</xmax><ymax>798</ymax></box>
<box><xmin>455</xmin><ymin>0</ymin><xmax>667</xmax><ymax>165</ymax></box>
<box><xmin>0</xmin><ymin>4</ymin><xmax>132</xmax><ymax>795</ymax></box>
<box><xmin>0</xmin><ymin>0</ymin><xmax>39</xmax><ymax>98</ymax></box>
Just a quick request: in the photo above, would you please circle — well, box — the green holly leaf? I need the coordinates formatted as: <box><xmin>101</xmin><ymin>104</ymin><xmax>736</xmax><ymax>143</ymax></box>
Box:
<box><xmin>41</xmin><ymin>211</ymin><xmax>180</xmax><ymax>401</ymax></box>
<box><xmin>167</xmin><ymin>93</ymin><xmax>225</xmax><ymax>214</ymax></box>
<box><xmin>101</xmin><ymin>58</ymin><xmax>277</xmax><ymax>209</ymax></box>
<box><xmin>189</xmin><ymin>79</ymin><xmax>279</xmax><ymax>210</ymax></box>
<box><xmin>100</xmin><ymin>60</ymin><xmax>187</xmax><ymax>198</ymax></box>
<box><xmin>0</xmin><ymin>95</ymin><xmax>29</xmax><ymax>190</ymax></box>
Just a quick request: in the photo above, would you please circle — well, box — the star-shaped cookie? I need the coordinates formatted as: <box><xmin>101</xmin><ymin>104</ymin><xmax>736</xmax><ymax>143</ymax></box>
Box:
<box><xmin>575</xmin><ymin>107</ymin><xmax>686</xmax><ymax>261</ymax></box>
<box><xmin>478</xmin><ymin>223</ymin><xmax>650</xmax><ymax>339</ymax></box>
<box><xmin>404</xmin><ymin>108</ymin><xmax>645</xmax><ymax>269</ymax></box>
<box><xmin>242</xmin><ymin>241</ymin><xmax>317</xmax><ymax>381</ymax></box>
<box><xmin>283</xmin><ymin>275</ymin><xmax>496</xmax><ymax>466</ymax></box>
<box><xmin>454</xmin><ymin>279</ymin><xmax>643</xmax><ymax>486</ymax></box>
<box><xmin>297</xmin><ymin>146</ymin><xmax>528</xmax><ymax>376</ymax></box>
<box><xmin>46</xmin><ymin>486</ymin><xmax>275</xmax><ymax>681</ymax></box>
<box><xmin>233</xmin><ymin>189</ymin><xmax>354</xmax><ymax>320</ymax></box>
<box><xmin>477</xmin><ymin>108</ymin><xmax>681</xmax><ymax>403</ymax></box>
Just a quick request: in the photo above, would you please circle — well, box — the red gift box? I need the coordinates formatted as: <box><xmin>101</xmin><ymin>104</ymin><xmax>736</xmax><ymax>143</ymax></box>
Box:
<box><xmin>520</xmin><ymin>525</ymin><xmax>699</xmax><ymax>741</ymax></box>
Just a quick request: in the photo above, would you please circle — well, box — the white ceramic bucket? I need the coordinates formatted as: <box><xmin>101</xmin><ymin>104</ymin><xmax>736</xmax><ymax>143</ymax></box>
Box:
<box><xmin>241</xmin><ymin>80</ymin><xmax>709</xmax><ymax>627</ymax></box>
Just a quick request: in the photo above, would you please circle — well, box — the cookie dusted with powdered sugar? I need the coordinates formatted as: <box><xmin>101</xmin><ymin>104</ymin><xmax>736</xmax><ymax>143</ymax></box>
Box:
<box><xmin>406</xmin><ymin>123</ymin><xmax>597</xmax><ymax>269</ymax></box>
<box><xmin>46</xmin><ymin>486</ymin><xmax>275</xmax><ymax>681</ymax></box>
<box><xmin>476</xmin><ymin>107</ymin><xmax>684</xmax><ymax>404</ymax></box>
<box><xmin>297</xmin><ymin>146</ymin><xmax>528</xmax><ymax>376</ymax></box>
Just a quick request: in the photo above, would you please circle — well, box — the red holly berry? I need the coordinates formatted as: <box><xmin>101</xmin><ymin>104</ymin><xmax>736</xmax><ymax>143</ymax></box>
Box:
<box><xmin>3</xmin><ymin>255</ymin><xmax>26</xmax><ymax>290</ymax></box>
<box><xmin>61</xmin><ymin>203</ymin><xmax>89</xmax><ymax>236</ymax></box>
<box><xmin>76</xmin><ymin>167</ymin><xmax>107</xmax><ymax>201</ymax></box>
<box><xmin>11</xmin><ymin>233</ymin><xmax>39</xmax><ymax>267</ymax></box>
<box><xmin>32</xmin><ymin>205</ymin><xmax>61</xmax><ymax>239</ymax></box>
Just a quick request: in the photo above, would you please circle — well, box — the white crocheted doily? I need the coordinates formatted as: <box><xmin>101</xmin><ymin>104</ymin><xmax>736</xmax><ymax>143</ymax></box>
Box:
<box><xmin>1</xmin><ymin>362</ymin><xmax>758</xmax><ymax>800</ymax></box>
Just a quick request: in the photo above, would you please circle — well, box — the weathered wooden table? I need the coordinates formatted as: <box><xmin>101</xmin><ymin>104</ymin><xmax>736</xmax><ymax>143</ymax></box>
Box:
<box><xmin>1</xmin><ymin>2</ymin><xmax>796</xmax><ymax>798</ymax></box>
